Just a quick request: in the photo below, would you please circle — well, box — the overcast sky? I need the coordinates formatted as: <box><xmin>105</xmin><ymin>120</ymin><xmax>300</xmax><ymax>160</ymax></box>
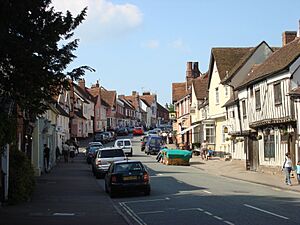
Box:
<box><xmin>52</xmin><ymin>0</ymin><xmax>300</xmax><ymax>105</ymax></box>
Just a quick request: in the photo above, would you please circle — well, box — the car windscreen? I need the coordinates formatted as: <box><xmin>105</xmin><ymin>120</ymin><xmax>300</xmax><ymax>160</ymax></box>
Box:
<box><xmin>100</xmin><ymin>149</ymin><xmax>124</xmax><ymax>158</ymax></box>
<box><xmin>115</xmin><ymin>162</ymin><xmax>143</xmax><ymax>173</ymax></box>
<box><xmin>149</xmin><ymin>137</ymin><xmax>162</xmax><ymax>146</ymax></box>
<box><xmin>124</xmin><ymin>141</ymin><xmax>131</xmax><ymax>146</ymax></box>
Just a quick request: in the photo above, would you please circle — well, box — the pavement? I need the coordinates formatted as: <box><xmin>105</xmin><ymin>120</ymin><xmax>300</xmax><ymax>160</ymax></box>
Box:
<box><xmin>0</xmin><ymin>151</ymin><xmax>127</xmax><ymax>225</ymax></box>
<box><xmin>166</xmin><ymin>143</ymin><xmax>300</xmax><ymax>193</ymax></box>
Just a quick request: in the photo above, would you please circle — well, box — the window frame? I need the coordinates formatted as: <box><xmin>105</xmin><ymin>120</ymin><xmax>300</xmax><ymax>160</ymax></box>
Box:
<box><xmin>242</xmin><ymin>100</ymin><xmax>247</xmax><ymax>118</ymax></box>
<box><xmin>264</xmin><ymin>134</ymin><xmax>275</xmax><ymax>160</ymax></box>
<box><xmin>274</xmin><ymin>83</ymin><xmax>282</xmax><ymax>105</ymax></box>
<box><xmin>255</xmin><ymin>89</ymin><xmax>261</xmax><ymax>110</ymax></box>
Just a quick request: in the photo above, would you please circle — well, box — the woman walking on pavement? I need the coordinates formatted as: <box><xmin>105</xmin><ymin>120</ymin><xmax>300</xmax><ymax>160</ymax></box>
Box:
<box><xmin>282</xmin><ymin>153</ymin><xmax>293</xmax><ymax>186</ymax></box>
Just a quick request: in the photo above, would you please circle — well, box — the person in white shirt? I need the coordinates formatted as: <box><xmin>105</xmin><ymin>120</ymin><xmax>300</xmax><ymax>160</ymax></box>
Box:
<box><xmin>283</xmin><ymin>153</ymin><xmax>293</xmax><ymax>185</ymax></box>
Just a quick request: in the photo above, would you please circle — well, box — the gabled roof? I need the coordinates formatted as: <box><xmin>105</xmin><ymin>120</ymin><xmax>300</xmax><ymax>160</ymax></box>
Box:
<box><xmin>236</xmin><ymin>37</ymin><xmax>300</xmax><ymax>89</ymax></box>
<box><xmin>221</xmin><ymin>41</ymin><xmax>275</xmax><ymax>84</ymax></box>
<box><xmin>73</xmin><ymin>83</ymin><xmax>94</xmax><ymax>103</ymax></box>
<box><xmin>140</xmin><ymin>98</ymin><xmax>151</xmax><ymax>107</ymax></box>
<box><xmin>157</xmin><ymin>102</ymin><xmax>169</xmax><ymax>113</ymax></box>
<box><xmin>208</xmin><ymin>47</ymin><xmax>253</xmax><ymax>89</ymax></box>
<box><xmin>193</xmin><ymin>73</ymin><xmax>209</xmax><ymax>100</ymax></box>
<box><xmin>140</xmin><ymin>94</ymin><xmax>156</xmax><ymax>107</ymax></box>
<box><xmin>55</xmin><ymin>103</ymin><xmax>69</xmax><ymax>117</ymax></box>
<box><xmin>172</xmin><ymin>82</ymin><xmax>186</xmax><ymax>103</ymax></box>
<box><xmin>101</xmin><ymin>88</ymin><xmax>116</xmax><ymax>108</ymax></box>
<box><xmin>120</xmin><ymin>98</ymin><xmax>135</xmax><ymax>109</ymax></box>
<box><xmin>124</xmin><ymin>95</ymin><xmax>139</xmax><ymax>110</ymax></box>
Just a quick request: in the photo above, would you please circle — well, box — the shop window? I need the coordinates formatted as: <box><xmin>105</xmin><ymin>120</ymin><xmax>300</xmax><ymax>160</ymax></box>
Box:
<box><xmin>205</xmin><ymin>124</ymin><xmax>215</xmax><ymax>144</ymax></box>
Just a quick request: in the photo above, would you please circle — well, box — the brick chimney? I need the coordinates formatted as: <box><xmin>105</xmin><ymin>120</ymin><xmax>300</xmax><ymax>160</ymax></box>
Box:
<box><xmin>282</xmin><ymin>31</ymin><xmax>297</xmax><ymax>46</ymax></box>
<box><xmin>78</xmin><ymin>79</ymin><xmax>85</xmax><ymax>90</ymax></box>
<box><xmin>186</xmin><ymin>62</ymin><xmax>193</xmax><ymax>81</ymax></box>
<box><xmin>143</xmin><ymin>92</ymin><xmax>151</xmax><ymax>96</ymax></box>
<box><xmin>132</xmin><ymin>91</ymin><xmax>137</xmax><ymax>96</ymax></box>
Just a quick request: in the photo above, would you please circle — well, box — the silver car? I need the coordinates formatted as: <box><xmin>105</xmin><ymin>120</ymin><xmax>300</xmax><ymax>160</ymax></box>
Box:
<box><xmin>92</xmin><ymin>147</ymin><xmax>127</xmax><ymax>179</ymax></box>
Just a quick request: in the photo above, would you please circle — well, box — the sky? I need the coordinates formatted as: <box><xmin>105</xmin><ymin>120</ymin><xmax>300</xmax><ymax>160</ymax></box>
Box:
<box><xmin>51</xmin><ymin>0</ymin><xmax>300</xmax><ymax>105</ymax></box>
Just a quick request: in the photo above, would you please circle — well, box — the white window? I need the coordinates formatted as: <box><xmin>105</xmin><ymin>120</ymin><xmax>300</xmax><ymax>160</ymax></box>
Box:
<box><xmin>215</xmin><ymin>87</ymin><xmax>219</xmax><ymax>105</ymax></box>
<box><xmin>205</xmin><ymin>124</ymin><xmax>215</xmax><ymax>144</ymax></box>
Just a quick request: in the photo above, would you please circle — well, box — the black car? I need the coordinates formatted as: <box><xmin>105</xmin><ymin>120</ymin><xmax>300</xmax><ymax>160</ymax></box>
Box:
<box><xmin>105</xmin><ymin>160</ymin><xmax>151</xmax><ymax>197</ymax></box>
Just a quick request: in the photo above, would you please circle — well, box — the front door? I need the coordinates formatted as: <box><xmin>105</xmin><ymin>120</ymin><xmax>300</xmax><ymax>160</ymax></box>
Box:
<box><xmin>248</xmin><ymin>138</ymin><xmax>259</xmax><ymax>171</ymax></box>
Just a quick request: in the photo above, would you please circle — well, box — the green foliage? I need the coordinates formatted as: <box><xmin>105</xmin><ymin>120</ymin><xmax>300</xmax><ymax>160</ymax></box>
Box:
<box><xmin>0</xmin><ymin>112</ymin><xmax>16</xmax><ymax>154</ymax></box>
<box><xmin>166</xmin><ymin>103</ymin><xmax>175</xmax><ymax>113</ymax></box>
<box><xmin>0</xmin><ymin>0</ymin><xmax>94</xmax><ymax>115</ymax></box>
<box><xmin>8</xmin><ymin>146</ymin><xmax>35</xmax><ymax>204</ymax></box>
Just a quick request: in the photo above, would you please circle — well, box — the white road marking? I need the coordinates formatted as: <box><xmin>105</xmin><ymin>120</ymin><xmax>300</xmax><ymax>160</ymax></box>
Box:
<box><xmin>203</xmin><ymin>190</ymin><xmax>212</xmax><ymax>194</ymax></box>
<box><xmin>178</xmin><ymin>208</ymin><xmax>199</xmax><ymax>211</ymax></box>
<box><xmin>197</xmin><ymin>208</ymin><xmax>204</xmax><ymax>212</ymax></box>
<box><xmin>214</xmin><ymin>216</ymin><xmax>223</xmax><ymax>220</ymax></box>
<box><xmin>121</xmin><ymin>197</ymin><xmax>169</xmax><ymax>204</ymax></box>
<box><xmin>244</xmin><ymin>204</ymin><xmax>289</xmax><ymax>220</ymax></box>
<box><xmin>53</xmin><ymin>213</ymin><xmax>75</xmax><ymax>216</ymax></box>
<box><xmin>204</xmin><ymin>211</ymin><xmax>213</xmax><ymax>216</ymax></box>
<box><xmin>138</xmin><ymin>211</ymin><xmax>165</xmax><ymax>215</ymax></box>
<box><xmin>224</xmin><ymin>221</ymin><xmax>235</xmax><ymax>225</ymax></box>
<box><xmin>119</xmin><ymin>202</ymin><xmax>147</xmax><ymax>225</ymax></box>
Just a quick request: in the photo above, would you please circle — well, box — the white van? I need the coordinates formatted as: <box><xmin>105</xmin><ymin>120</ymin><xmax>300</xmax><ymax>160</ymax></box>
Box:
<box><xmin>114</xmin><ymin>139</ymin><xmax>133</xmax><ymax>156</ymax></box>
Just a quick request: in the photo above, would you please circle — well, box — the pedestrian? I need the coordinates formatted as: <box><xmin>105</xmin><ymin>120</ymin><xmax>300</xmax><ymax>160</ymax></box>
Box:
<box><xmin>69</xmin><ymin>144</ymin><xmax>76</xmax><ymax>163</ymax></box>
<box><xmin>282</xmin><ymin>153</ymin><xmax>293</xmax><ymax>186</ymax></box>
<box><xmin>44</xmin><ymin>144</ymin><xmax>50</xmax><ymax>173</ymax></box>
<box><xmin>296</xmin><ymin>161</ymin><xmax>300</xmax><ymax>184</ymax></box>
<box><xmin>56</xmin><ymin>146</ymin><xmax>61</xmax><ymax>162</ymax></box>
<box><xmin>62</xmin><ymin>142</ymin><xmax>70</xmax><ymax>163</ymax></box>
<box><xmin>200</xmin><ymin>140</ymin><xmax>208</xmax><ymax>160</ymax></box>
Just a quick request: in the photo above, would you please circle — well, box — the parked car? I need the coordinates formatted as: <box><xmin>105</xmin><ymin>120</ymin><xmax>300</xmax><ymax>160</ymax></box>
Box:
<box><xmin>127</xmin><ymin>126</ymin><xmax>134</xmax><ymax>133</ymax></box>
<box><xmin>114</xmin><ymin>139</ymin><xmax>133</xmax><ymax>156</ymax></box>
<box><xmin>105</xmin><ymin>160</ymin><xmax>151</xmax><ymax>197</ymax></box>
<box><xmin>147</xmin><ymin>130</ymin><xmax>159</xmax><ymax>136</ymax></box>
<box><xmin>92</xmin><ymin>147</ymin><xmax>127</xmax><ymax>179</ymax></box>
<box><xmin>86</xmin><ymin>144</ymin><xmax>103</xmax><ymax>164</ymax></box>
<box><xmin>144</xmin><ymin>135</ymin><xmax>163</xmax><ymax>155</ymax></box>
<box><xmin>94</xmin><ymin>132</ymin><xmax>105</xmax><ymax>143</ymax></box>
<box><xmin>141</xmin><ymin>135</ymin><xmax>150</xmax><ymax>151</ymax></box>
<box><xmin>116</xmin><ymin>127</ymin><xmax>129</xmax><ymax>136</ymax></box>
<box><xmin>133</xmin><ymin>127</ymin><xmax>144</xmax><ymax>136</ymax></box>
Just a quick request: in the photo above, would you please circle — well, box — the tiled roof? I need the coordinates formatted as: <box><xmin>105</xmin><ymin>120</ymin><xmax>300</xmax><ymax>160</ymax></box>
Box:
<box><xmin>140</xmin><ymin>94</ymin><xmax>156</xmax><ymax>107</ymax></box>
<box><xmin>172</xmin><ymin>82</ymin><xmax>186</xmax><ymax>103</ymax></box>
<box><xmin>221</xmin><ymin>41</ymin><xmax>275</xmax><ymax>84</ymax></box>
<box><xmin>124</xmin><ymin>96</ymin><xmax>139</xmax><ymax>110</ymax></box>
<box><xmin>101</xmin><ymin>88</ymin><xmax>116</xmax><ymax>107</ymax></box>
<box><xmin>237</xmin><ymin>37</ymin><xmax>300</xmax><ymax>89</ymax></box>
<box><xmin>193</xmin><ymin>73</ymin><xmax>209</xmax><ymax>100</ymax></box>
<box><xmin>73</xmin><ymin>83</ymin><xmax>94</xmax><ymax>103</ymax></box>
<box><xmin>120</xmin><ymin>98</ymin><xmax>135</xmax><ymax>109</ymax></box>
<box><xmin>140</xmin><ymin>98</ymin><xmax>150</xmax><ymax>107</ymax></box>
<box><xmin>208</xmin><ymin>47</ymin><xmax>252</xmax><ymax>88</ymax></box>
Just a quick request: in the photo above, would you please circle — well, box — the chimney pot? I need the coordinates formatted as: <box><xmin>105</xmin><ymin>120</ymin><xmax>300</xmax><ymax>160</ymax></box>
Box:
<box><xmin>132</xmin><ymin>91</ymin><xmax>137</xmax><ymax>96</ymax></box>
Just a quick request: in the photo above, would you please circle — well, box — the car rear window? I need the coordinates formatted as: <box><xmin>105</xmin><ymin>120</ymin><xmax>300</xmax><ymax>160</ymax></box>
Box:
<box><xmin>100</xmin><ymin>149</ymin><xmax>124</xmax><ymax>158</ymax></box>
<box><xmin>124</xmin><ymin>141</ymin><xmax>131</xmax><ymax>146</ymax></box>
<box><xmin>149</xmin><ymin>137</ymin><xmax>162</xmax><ymax>145</ymax></box>
<box><xmin>90</xmin><ymin>146</ymin><xmax>102</xmax><ymax>152</ymax></box>
<box><xmin>115</xmin><ymin>162</ymin><xmax>143</xmax><ymax>173</ymax></box>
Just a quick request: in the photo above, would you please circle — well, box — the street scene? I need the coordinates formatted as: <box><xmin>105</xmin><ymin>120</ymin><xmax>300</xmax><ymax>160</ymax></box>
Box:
<box><xmin>1</xmin><ymin>135</ymin><xmax>300</xmax><ymax>225</ymax></box>
<box><xmin>1</xmin><ymin>1</ymin><xmax>300</xmax><ymax>225</ymax></box>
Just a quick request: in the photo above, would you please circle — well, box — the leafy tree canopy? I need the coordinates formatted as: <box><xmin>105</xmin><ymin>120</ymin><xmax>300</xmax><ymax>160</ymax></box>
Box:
<box><xmin>0</xmin><ymin>0</ymin><xmax>94</xmax><ymax>115</ymax></box>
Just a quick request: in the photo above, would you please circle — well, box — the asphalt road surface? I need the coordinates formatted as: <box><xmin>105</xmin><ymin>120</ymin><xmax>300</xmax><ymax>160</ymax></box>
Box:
<box><xmin>101</xmin><ymin>135</ymin><xmax>300</xmax><ymax>225</ymax></box>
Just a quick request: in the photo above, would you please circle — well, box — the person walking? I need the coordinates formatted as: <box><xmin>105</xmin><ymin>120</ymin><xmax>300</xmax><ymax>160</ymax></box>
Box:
<box><xmin>200</xmin><ymin>140</ymin><xmax>208</xmax><ymax>160</ymax></box>
<box><xmin>62</xmin><ymin>142</ymin><xmax>70</xmax><ymax>163</ymax></box>
<box><xmin>282</xmin><ymin>153</ymin><xmax>293</xmax><ymax>186</ymax></box>
<box><xmin>69</xmin><ymin>144</ymin><xmax>76</xmax><ymax>163</ymax></box>
<box><xmin>296</xmin><ymin>161</ymin><xmax>300</xmax><ymax>184</ymax></box>
<box><xmin>44</xmin><ymin>144</ymin><xmax>50</xmax><ymax>173</ymax></box>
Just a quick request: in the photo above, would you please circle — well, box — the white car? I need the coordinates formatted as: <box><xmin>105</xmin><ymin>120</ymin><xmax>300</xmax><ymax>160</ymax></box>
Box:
<box><xmin>114</xmin><ymin>139</ymin><xmax>133</xmax><ymax>156</ymax></box>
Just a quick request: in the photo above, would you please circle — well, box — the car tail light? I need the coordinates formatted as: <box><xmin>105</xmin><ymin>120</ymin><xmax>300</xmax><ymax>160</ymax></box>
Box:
<box><xmin>96</xmin><ymin>159</ymin><xmax>101</xmax><ymax>166</ymax></box>
<box><xmin>143</xmin><ymin>172</ymin><xmax>149</xmax><ymax>182</ymax></box>
<box><xmin>111</xmin><ymin>175</ymin><xmax>117</xmax><ymax>183</ymax></box>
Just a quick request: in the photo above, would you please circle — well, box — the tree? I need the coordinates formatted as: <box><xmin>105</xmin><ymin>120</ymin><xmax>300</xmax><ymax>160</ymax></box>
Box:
<box><xmin>0</xmin><ymin>0</ymin><xmax>94</xmax><ymax>116</ymax></box>
<box><xmin>166</xmin><ymin>103</ymin><xmax>175</xmax><ymax>113</ymax></box>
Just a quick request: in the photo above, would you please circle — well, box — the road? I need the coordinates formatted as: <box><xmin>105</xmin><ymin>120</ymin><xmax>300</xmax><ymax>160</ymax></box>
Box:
<box><xmin>1</xmin><ymin>135</ymin><xmax>300</xmax><ymax>225</ymax></box>
<box><xmin>101</xmin><ymin>135</ymin><xmax>300</xmax><ymax>225</ymax></box>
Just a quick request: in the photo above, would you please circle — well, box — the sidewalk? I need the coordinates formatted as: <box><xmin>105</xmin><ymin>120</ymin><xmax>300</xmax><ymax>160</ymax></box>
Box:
<box><xmin>0</xmin><ymin>154</ymin><xmax>127</xmax><ymax>225</ymax></box>
<box><xmin>189</xmin><ymin>155</ymin><xmax>300</xmax><ymax>193</ymax></box>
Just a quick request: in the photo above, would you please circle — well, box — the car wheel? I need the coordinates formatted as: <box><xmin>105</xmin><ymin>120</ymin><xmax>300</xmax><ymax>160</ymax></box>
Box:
<box><xmin>129</xmin><ymin>150</ymin><xmax>133</xmax><ymax>157</ymax></box>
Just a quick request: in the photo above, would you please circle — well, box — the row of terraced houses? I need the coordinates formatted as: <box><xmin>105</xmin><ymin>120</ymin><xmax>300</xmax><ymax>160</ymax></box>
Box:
<box><xmin>172</xmin><ymin>27</ymin><xmax>300</xmax><ymax>174</ymax></box>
